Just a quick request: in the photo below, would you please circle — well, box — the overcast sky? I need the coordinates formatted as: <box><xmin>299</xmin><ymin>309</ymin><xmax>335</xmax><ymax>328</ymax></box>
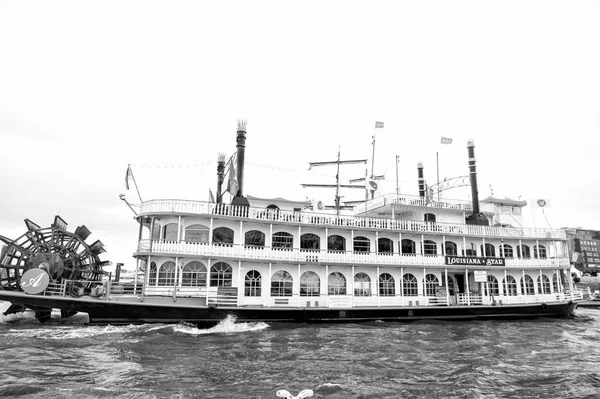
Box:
<box><xmin>1</xmin><ymin>1</ymin><xmax>599</xmax><ymax>271</ymax></box>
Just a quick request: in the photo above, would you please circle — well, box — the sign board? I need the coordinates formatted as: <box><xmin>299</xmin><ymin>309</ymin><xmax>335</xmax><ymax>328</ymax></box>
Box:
<box><xmin>20</xmin><ymin>268</ymin><xmax>50</xmax><ymax>295</ymax></box>
<box><xmin>445</xmin><ymin>256</ymin><xmax>505</xmax><ymax>266</ymax></box>
<box><xmin>474</xmin><ymin>270</ymin><xmax>488</xmax><ymax>282</ymax></box>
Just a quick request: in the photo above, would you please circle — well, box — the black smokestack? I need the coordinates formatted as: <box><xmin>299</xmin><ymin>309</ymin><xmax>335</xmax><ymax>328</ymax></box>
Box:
<box><xmin>231</xmin><ymin>119</ymin><xmax>250</xmax><ymax>207</ymax></box>
<box><xmin>465</xmin><ymin>140</ymin><xmax>489</xmax><ymax>226</ymax></box>
<box><xmin>216</xmin><ymin>153</ymin><xmax>225</xmax><ymax>203</ymax></box>
<box><xmin>417</xmin><ymin>161</ymin><xmax>425</xmax><ymax>198</ymax></box>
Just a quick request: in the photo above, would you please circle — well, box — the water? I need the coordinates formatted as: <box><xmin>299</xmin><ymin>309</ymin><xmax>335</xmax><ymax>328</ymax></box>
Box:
<box><xmin>1</xmin><ymin>303</ymin><xmax>600</xmax><ymax>399</ymax></box>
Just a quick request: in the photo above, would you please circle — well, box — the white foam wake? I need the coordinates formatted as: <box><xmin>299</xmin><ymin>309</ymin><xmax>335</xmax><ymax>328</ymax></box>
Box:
<box><xmin>173</xmin><ymin>314</ymin><xmax>270</xmax><ymax>335</ymax></box>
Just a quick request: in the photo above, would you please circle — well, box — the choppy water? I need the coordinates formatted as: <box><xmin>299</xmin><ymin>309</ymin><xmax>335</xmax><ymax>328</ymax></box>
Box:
<box><xmin>1</xmin><ymin>303</ymin><xmax>600</xmax><ymax>399</ymax></box>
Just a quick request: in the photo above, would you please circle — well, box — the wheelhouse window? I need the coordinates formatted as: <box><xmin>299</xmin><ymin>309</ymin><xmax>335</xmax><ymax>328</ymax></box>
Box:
<box><xmin>424</xmin><ymin>274</ymin><xmax>439</xmax><ymax>296</ymax></box>
<box><xmin>181</xmin><ymin>261</ymin><xmax>207</xmax><ymax>286</ymax></box>
<box><xmin>401</xmin><ymin>239</ymin><xmax>416</xmax><ymax>255</ymax></box>
<box><xmin>520</xmin><ymin>275</ymin><xmax>535</xmax><ymax>295</ymax></box>
<box><xmin>266</xmin><ymin>204</ymin><xmax>280</xmax><ymax>219</ymax></box>
<box><xmin>185</xmin><ymin>224</ymin><xmax>209</xmax><ymax>243</ymax></box>
<box><xmin>157</xmin><ymin>261</ymin><xmax>176</xmax><ymax>286</ymax></box>
<box><xmin>486</xmin><ymin>275</ymin><xmax>499</xmax><ymax>296</ymax></box>
<box><xmin>534</xmin><ymin>245</ymin><xmax>547</xmax><ymax>259</ymax></box>
<box><xmin>271</xmin><ymin>270</ymin><xmax>293</xmax><ymax>296</ymax></box>
<box><xmin>501</xmin><ymin>244</ymin><xmax>514</xmax><ymax>258</ymax></box>
<box><xmin>163</xmin><ymin>223</ymin><xmax>180</xmax><ymax>241</ymax></box>
<box><xmin>424</xmin><ymin>213</ymin><xmax>436</xmax><ymax>222</ymax></box>
<box><xmin>444</xmin><ymin>241</ymin><xmax>458</xmax><ymax>256</ymax></box>
<box><xmin>378</xmin><ymin>238</ymin><xmax>393</xmax><ymax>254</ymax></box>
<box><xmin>328</xmin><ymin>235</ymin><xmax>346</xmax><ymax>252</ymax></box>
<box><xmin>245</xmin><ymin>270</ymin><xmax>261</xmax><ymax>296</ymax></box>
<box><xmin>245</xmin><ymin>230</ymin><xmax>265</xmax><ymax>247</ymax></box>
<box><xmin>422</xmin><ymin>240</ymin><xmax>437</xmax><ymax>256</ymax></box>
<box><xmin>328</xmin><ymin>272</ymin><xmax>346</xmax><ymax>295</ymax></box>
<box><xmin>353</xmin><ymin>236</ymin><xmax>370</xmax><ymax>254</ymax></box>
<box><xmin>149</xmin><ymin>261</ymin><xmax>157</xmax><ymax>285</ymax></box>
<box><xmin>300</xmin><ymin>271</ymin><xmax>320</xmax><ymax>296</ymax></box>
<box><xmin>210</xmin><ymin>262</ymin><xmax>232</xmax><ymax>287</ymax></box>
<box><xmin>354</xmin><ymin>272</ymin><xmax>371</xmax><ymax>296</ymax></box>
<box><xmin>151</xmin><ymin>222</ymin><xmax>161</xmax><ymax>240</ymax></box>
<box><xmin>402</xmin><ymin>273</ymin><xmax>418</xmax><ymax>296</ymax></box>
<box><xmin>517</xmin><ymin>244</ymin><xmax>531</xmax><ymax>258</ymax></box>
<box><xmin>537</xmin><ymin>275</ymin><xmax>551</xmax><ymax>294</ymax></box>
<box><xmin>301</xmin><ymin>233</ymin><xmax>320</xmax><ymax>250</ymax></box>
<box><xmin>213</xmin><ymin>227</ymin><xmax>234</xmax><ymax>245</ymax></box>
<box><xmin>272</xmin><ymin>231</ymin><xmax>293</xmax><ymax>249</ymax></box>
<box><xmin>503</xmin><ymin>276</ymin><xmax>517</xmax><ymax>296</ymax></box>
<box><xmin>441</xmin><ymin>275</ymin><xmax>457</xmax><ymax>295</ymax></box>
<box><xmin>379</xmin><ymin>273</ymin><xmax>395</xmax><ymax>296</ymax></box>
<box><xmin>481</xmin><ymin>243</ymin><xmax>495</xmax><ymax>257</ymax></box>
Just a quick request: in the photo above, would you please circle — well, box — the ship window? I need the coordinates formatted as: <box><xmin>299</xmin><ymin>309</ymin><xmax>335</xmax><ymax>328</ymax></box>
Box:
<box><xmin>537</xmin><ymin>275</ymin><xmax>551</xmax><ymax>294</ymax></box>
<box><xmin>501</xmin><ymin>244</ymin><xmax>513</xmax><ymax>258</ymax></box>
<box><xmin>552</xmin><ymin>273</ymin><xmax>560</xmax><ymax>292</ymax></box>
<box><xmin>328</xmin><ymin>235</ymin><xmax>346</xmax><ymax>252</ymax></box>
<box><xmin>534</xmin><ymin>245</ymin><xmax>547</xmax><ymax>259</ymax></box>
<box><xmin>213</xmin><ymin>227</ymin><xmax>234</xmax><ymax>245</ymax></box>
<box><xmin>422</xmin><ymin>240</ymin><xmax>437</xmax><ymax>256</ymax></box>
<box><xmin>181</xmin><ymin>261</ymin><xmax>207</xmax><ymax>286</ymax></box>
<box><xmin>328</xmin><ymin>272</ymin><xmax>346</xmax><ymax>295</ymax></box>
<box><xmin>353</xmin><ymin>236</ymin><xmax>370</xmax><ymax>254</ymax></box>
<box><xmin>157</xmin><ymin>261</ymin><xmax>176</xmax><ymax>286</ymax></box>
<box><xmin>245</xmin><ymin>230</ymin><xmax>265</xmax><ymax>247</ymax></box>
<box><xmin>441</xmin><ymin>275</ymin><xmax>457</xmax><ymax>295</ymax></box>
<box><xmin>162</xmin><ymin>223</ymin><xmax>180</xmax><ymax>242</ymax></box>
<box><xmin>271</xmin><ymin>270</ymin><xmax>293</xmax><ymax>296</ymax></box>
<box><xmin>402</xmin><ymin>273</ymin><xmax>418</xmax><ymax>296</ymax></box>
<box><xmin>244</xmin><ymin>270</ymin><xmax>261</xmax><ymax>297</ymax></box>
<box><xmin>301</xmin><ymin>233</ymin><xmax>320</xmax><ymax>250</ymax></box>
<box><xmin>185</xmin><ymin>224</ymin><xmax>209</xmax><ymax>243</ymax></box>
<box><xmin>481</xmin><ymin>243</ymin><xmax>496</xmax><ymax>257</ymax></box>
<box><xmin>149</xmin><ymin>262</ymin><xmax>157</xmax><ymax>285</ymax></box>
<box><xmin>300</xmin><ymin>271</ymin><xmax>320</xmax><ymax>296</ymax></box>
<box><xmin>485</xmin><ymin>276</ymin><xmax>499</xmax><ymax>296</ymax></box>
<box><xmin>378</xmin><ymin>238</ymin><xmax>393</xmax><ymax>254</ymax></box>
<box><xmin>272</xmin><ymin>231</ymin><xmax>294</xmax><ymax>249</ymax></box>
<box><xmin>266</xmin><ymin>205</ymin><xmax>280</xmax><ymax>220</ymax></box>
<box><xmin>379</xmin><ymin>273</ymin><xmax>395</xmax><ymax>296</ymax></box>
<box><xmin>463</xmin><ymin>242</ymin><xmax>477</xmax><ymax>257</ymax></box>
<box><xmin>210</xmin><ymin>262</ymin><xmax>232</xmax><ymax>287</ymax></box>
<box><xmin>151</xmin><ymin>222</ymin><xmax>161</xmax><ymax>240</ymax></box>
<box><xmin>401</xmin><ymin>239</ymin><xmax>416</xmax><ymax>255</ymax></box>
<box><xmin>503</xmin><ymin>276</ymin><xmax>517</xmax><ymax>296</ymax></box>
<box><xmin>444</xmin><ymin>241</ymin><xmax>458</xmax><ymax>256</ymax></box>
<box><xmin>424</xmin><ymin>274</ymin><xmax>439</xmax><ymax>296</ymax></box>
<box><xmin>354</xmin><ymin>272</ymin><xmax>371</xmax><ymax>296</ymax></box>
<box><xmin>520</xmin><ymin>275</ymin><xmax>535</xmax><ymax>295</ymax></box>
<box><xmin>424</xmin><ymin>213</ymin><xmax>436</xmax><ymax>222</ymax></box>
<box><xmin>517</xmin><ymin>244</ymin><xmax>531</xmax><ymax>258</ymax></box>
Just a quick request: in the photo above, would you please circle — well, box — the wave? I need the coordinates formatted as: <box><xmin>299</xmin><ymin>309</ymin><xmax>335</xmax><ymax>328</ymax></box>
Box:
<box><xmin>173</xmin><ymin>314</ymin><xmax>270</xmax><ymax>335</ymax></box>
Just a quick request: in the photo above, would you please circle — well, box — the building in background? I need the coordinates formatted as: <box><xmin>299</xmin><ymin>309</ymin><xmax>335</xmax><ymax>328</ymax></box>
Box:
<box><xmin>563</xmin><ymin>228</ymin><xmax>600</xmax><ymax>275</ymax></box>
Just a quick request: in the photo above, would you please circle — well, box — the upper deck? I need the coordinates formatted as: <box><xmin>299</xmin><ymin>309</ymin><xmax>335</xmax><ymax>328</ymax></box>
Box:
<box><xmin>138</xmin><ymin>199</ymin><xmax>566</xmax><ymax>240</ymax></box>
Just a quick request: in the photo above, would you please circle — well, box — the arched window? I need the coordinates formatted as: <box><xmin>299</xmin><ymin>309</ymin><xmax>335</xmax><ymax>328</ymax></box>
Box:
<box><xmin>402</xmin><ymin>273</ymin><xmax>418</xmax><ymax>296</ymax></box>
<box><xmin>149</xmin><ymin>261</ymin><xmax>157</xmax><ymax>285</ymax></box>
<box><xmin>271</xmin><ymin>270</ymin><xmax>293</xmax><ymax>296</ymax></box>
<box><xmin>328</xmin><ymin>235</ymin><xmax>346</xmax><ymax>252</ymax></box>
<box><xmin>328</xmin><ymin>272</ymin><xmax>346</xmax><ymax>295</ymax></box>
<box><xmin>424</xmin><ymin>213</ymin><xmax>436</xmax><ymax>222</ymax></box>
<box><xmin>379</xmin><ymin>273</ymin><xmax>395</xmax><ymax>296</ymax></box>
<box><xmin>534</xmin><ymin>245</ymin><xmax>547</xmax><ymax>259</ymax></box>
<box><xmin>245</xmin><ymin>230</ymin><xmax>265</xmax><ymax>247</ymax></box>
<box><xmin>486</xmin><ymin>275</ymin><xmax>499</xmax><ymax>296</ymax></box>
<box><xmin>210</xmin><ymin>262</ymin><xmax>232</xmax><ymax>287</ymax></box>
<box><xmin>300</xmin><ymin>271</ymin><xmax>320</xmax><ymax>297</ymax></box>
<box><xmin>422</xmin><ymin>240</ymin><xmax>437</xmax><ymax>256</ymax></box>
<box><xmin>163</xmin><ymin>223</ymin><xmax>180</xmax><ymax>242</ymax></box>
<box><xmin>521</xmin><ymin>275</ymin><xmax>535</xmax><ymax>295</ymax></box>
<box><xmin>151</xmin><ymin>222</ymin><xmax>161</xmax><ymax>240</ymax></box>
<box><xmin>537</xmin><ymin>275</ymin><xmax>551</xmax><ymax>294</ymax></box>
<box><xmin>272</xmin><ymin>231</ymin><xmax>293</xmax><ymax>249</ymax></box>
<box><xmin>213</xmin><ymin>227</ymin><xmax>234</xmax><ymax>245</ymax></box>
<box><xmin>266</xmin><ymin>204</ymin><xmax>280</xmax><ymax>219</ymax></box>
<box><xmin>441</xmin><ymin>275</ymin><xmax>457</xmax><ymax>295</ymax></box>
<box><xmin>378</xmin><ymin>238</ymin><xmax>393</xmax><ymax>254</ymax></box>
<box><xmin>353</xmin><ymin>236</ymin><xmax>370</xmax><ymax>254</ymax></box>
<box><xmin>517</xmin><ymin>244</ymin><xmax>531</xmax><ymax>258</ymax></box>
<box><xmin>181</xmin><ymin>261</ymin><xmax>207</xmax><ymax>286</ymax></box>
<box><xmin>552</xmin><ymin>273</ymin><xmax>559</xmax><ymax>293</ymax></box>
<box><xmin>503</xmin><ymin>275</ymin><xmax>517</xmax><ymax>296</ymax></box>
<box><xmin>245</xmin><ymin>270</ymin><xmax>261</xmax><ymax>296</ymax></box>
<box><xmin>501</xmin><ymin>244</ymin><xmax>514</xmax><ymax>258</ymax></box>
<box><xmin>185</xmin><ymin>224</ymin><xmax>209</xmax><ymax>243</ymax></box>
<box><xmin>481</xmin><ymin>243</ymin><xmax>495</xmax><ymax>257</ymax></box>
<box><xmin>158</xmin><ymin>261</ymin><xmax>176</xmax><ymax>286</ymax></box>
<box><xmin>401</xmin><ymin>239</ymin><xmax>416</xmax><ymax>255</ymax></box>
<box><xmin>300</xmin><ymin>233</ymin><xmax>320</xmax><ymax>250</ymax></box>
<box><xmin>463</xmin><ymin>243</ymin><xmax>477</xmax><ymax>257</ymax></box>
<box><xmin>424</xmin><ymin>274</ymin><xmax>439</xmax><ymax>296</ymax></box>
<box><xmin>354</xmin><ymin>272</ymin><xmax>371</xmax><ymax>296</ymax></box>
<box><xmin>444</xmin><ymin>241</ymin><xmax>458</xmax><ymax>256</ymax></box>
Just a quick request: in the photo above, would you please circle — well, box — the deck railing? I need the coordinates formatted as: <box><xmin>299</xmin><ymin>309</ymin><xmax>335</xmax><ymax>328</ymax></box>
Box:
<box><xmin>139</xmin><ymin>199</ymin><xmax>566</xmax><ymax>240</ymax></box>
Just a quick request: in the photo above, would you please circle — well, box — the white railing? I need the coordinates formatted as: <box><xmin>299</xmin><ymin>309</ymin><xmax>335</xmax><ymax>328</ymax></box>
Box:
<box><xmin>140</xmin><ymin>239</ymin><xmax>571</xmax><ymax>269</ymax></box>
<box><xmin>353</xmin><ymin>193</ymin><xmax>496</xmax><ymax>214</ymax></box>
<box><xmin>139</xmin><ymin>199</ymin><xmax>566</xmax><ymax>240</ymax></box>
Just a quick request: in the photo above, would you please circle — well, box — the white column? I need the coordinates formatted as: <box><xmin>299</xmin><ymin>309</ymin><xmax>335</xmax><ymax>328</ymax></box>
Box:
<box><xmin>177</xmin><ymin>215</ymin><xmax>182</xmax><ymax>241</ymax></box>
<box><xmin>465</xmin><ymin>269</ymin><xmax>470</xmax><ymax>305</ymax></box>
<box><xmin>239</xmin><ymin>221</ymin><xmax>244</xmax><ymax>246</ymax></box>
<box><xmin>268</xmin><ymin>223</ymin><xmax>273</xmax><ymax>248</ymax></box>
<box><xmin>400</xmin><ymin>267</ymin><xmax>404</xmax><ymax>305</ymax></box>
<box><xmin>209</xmin><ymin>218</ymin><xmax>214</xmax><ymax>243</ymax></box>
<box><xmin>445</xmin><ymin>268</ymin><xmax>449</xmax><ymax>306</ymax></box>
<box><xmin>523</xmin><ymin>269</ymin><xmax>527</xmax><ymax>304</ymax></box>
<box><xmin>298</xmin><ymin>264</ymin><xmax>301</xmax><ymax>308</ymax></box>
<box><xmin>238</xmin><ymin>260</ymin><xmax>242</xmax><ymax>305</ymax></box>
<box><xmin>268</xmin><ymin>262</ymin><xmax>272</xmax><ymax>307</ymax></box>
<box><xmin>376</xmin><ymin>266</ymin><xmax>380</xmax><ymax>307</ymax></box>
<box><xmin>482</xmin><ymin>237</ymin><xmax>486</xmax><ymax>257</ymax></box>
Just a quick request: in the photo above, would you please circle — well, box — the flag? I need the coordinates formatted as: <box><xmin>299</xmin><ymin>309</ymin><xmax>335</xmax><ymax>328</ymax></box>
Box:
<box><xmin>366</xmin><ymin>177</ymin><xmax>378</xmax><ymax>191</ymax></box>
<box><xmin>533</xmin><ymin>198</ymin><xmax>550</xmax><ymax>208</ymax></box>
<box><xmin>227</xmin><ymin>153</ymin><xmax>239</xmax><ymax>196</ymax></box>
<box><xmin>440</xmin><ymin>136</ymin><xmax>452</xmax><ymax>144</ymax></box>
<box><xmin>209</xmin><ymin>189</ymin><xmax>215</xmax><ymax>203</ymax></box>
<box><xmin>125</xmin><ymin>166</ymin><xmax>133</xmax><ymax>190</ymax></box>
<box><xmin>375</xmin><ymin>121</ymin><xmax>384</xmax><ymax>128</ymax></box>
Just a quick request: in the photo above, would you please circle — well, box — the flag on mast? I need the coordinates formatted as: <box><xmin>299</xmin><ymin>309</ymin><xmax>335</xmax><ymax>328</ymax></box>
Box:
<box><xmin>125</xmin><ymin>165</ymin><xmax>133</xmax><ymax>190</ymax></box>
<box><xmin>440</xmin><ymin>136</ymin><xmax>453</xmax><ymax>144</ymax></box>
<box><xmin>227</xmin><ymin>152</ymin><xmax>239</xmax><ymax>196</ymax></box>
<box><xmin>375</xmin><ymin>121</ymin><xmax>384</xmax><ymax>128</ymax></box>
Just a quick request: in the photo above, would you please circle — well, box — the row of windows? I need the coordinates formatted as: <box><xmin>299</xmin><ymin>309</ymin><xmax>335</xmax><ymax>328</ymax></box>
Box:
<box><xmin>147</xmin><ymin>261</ymin><xmax>560</xmax><ymax>297</ymax></box>
<box><xmin>152</xmin><ymin>223</ymin><xmax>548</xmax><ymax>258</ymax></box>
